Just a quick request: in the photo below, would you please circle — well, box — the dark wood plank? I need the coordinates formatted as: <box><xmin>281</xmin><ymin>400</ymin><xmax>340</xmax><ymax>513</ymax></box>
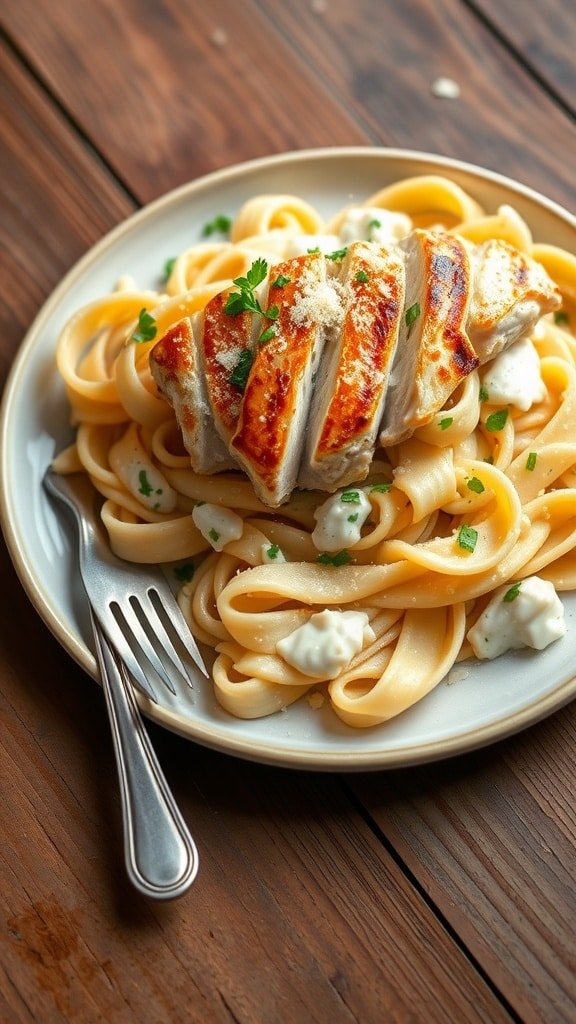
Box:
<box><xmin>1</xmin><ymin>0</ymin><xmax>368</xmax><ymax>204</ymax></box>
<box><xmin>0</xmin><ymin>42</ymin><xmax>132</xmax><ymax>379</ymax></box>
<box><xmin>256</xmin><ymin>0</ymin><xmax>576</xmax><ymax>211</ymax></box>
<box><xmin>473</xmin><ymin>0</ymin><xmax>576</xmax><ymax>115</ymax></box>
<box><xmin>0</xmin><ymin>536</ymin><xmax>513</xmax><ymax>1024</ymax></box>
<box><xmin>346</xmin><ymin>714</ymin><xmax>576</xmax><ymax>1024</ymax></box>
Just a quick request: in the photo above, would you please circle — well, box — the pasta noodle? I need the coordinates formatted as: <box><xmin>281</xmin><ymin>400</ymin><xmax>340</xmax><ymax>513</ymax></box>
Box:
<box><xmin>54</xmin><ymin>175</ymin><xmax>576</xmax><ymax>728</ymax></box>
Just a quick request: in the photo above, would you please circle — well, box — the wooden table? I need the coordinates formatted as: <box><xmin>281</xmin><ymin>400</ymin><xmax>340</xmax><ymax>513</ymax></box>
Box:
<box><xmin>1</xmin><ymin>2</ymin><xmax>575</xmax><ymax>1021</ymax></box>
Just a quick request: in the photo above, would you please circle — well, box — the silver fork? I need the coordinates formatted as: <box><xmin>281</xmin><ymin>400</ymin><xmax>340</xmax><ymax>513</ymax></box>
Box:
<box><xmin>43</xmin><ymin>465</ymin><xmax>205</xmax><ymax>898</ymax></box>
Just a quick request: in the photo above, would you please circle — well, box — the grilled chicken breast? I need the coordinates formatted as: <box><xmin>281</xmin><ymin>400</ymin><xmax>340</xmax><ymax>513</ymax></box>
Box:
<box><xmin>201</xmin><ymin>290</ymin><xmax>260</xmax><ymax>448</ymax></box>
<box><xmin>151</xmin><ymin>231</ymin><xmax>561</xmax><ymax>506</ymax></box>
<box><xmin>231</xmin><ymin>251</ymin><xmax>342</xmax><ymax>505</ymax></box>
<box><xmin>300</xmin><ymin>241</ymin><xmax>405</xmax><ymax>490</ymax></box>
<box><xmin>150</xmin><ymin>316</ymin><xmax>236</xmax><ymax>473</ymax></box>
<box><xmin>467</xmin><ymin>239</ymin><xmax>561</xmax><ymax>362</ymax></box>
<box><xmin>379</xmin><ymin>231</ymin><xmax>479</xmax><ymax>447</ymax></box>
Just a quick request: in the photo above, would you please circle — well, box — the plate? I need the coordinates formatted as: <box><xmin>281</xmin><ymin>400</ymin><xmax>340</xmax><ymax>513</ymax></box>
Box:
<box><xmin>2</xmin><ymin>146</ymin><xmax>575</xmax><ymax>770</ymax></box>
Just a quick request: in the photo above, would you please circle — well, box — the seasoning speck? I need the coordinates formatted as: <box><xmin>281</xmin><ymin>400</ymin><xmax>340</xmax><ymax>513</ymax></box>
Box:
<box><xmin>431</xmin><ymin>77</ymin><xmax>460</xmax><ymax>99</ymax></box>
<box><xmin>210</xmin><ymin>28</ymin><xmax>228</xmax><ymax>46</ymax></box>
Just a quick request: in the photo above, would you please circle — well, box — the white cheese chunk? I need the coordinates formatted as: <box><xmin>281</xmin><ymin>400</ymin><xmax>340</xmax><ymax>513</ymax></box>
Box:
<box><xmin>261</xmin><ymin>542</ymin><xmax>286</xmax><ymax>564</ymax></box>
<box><xmin>312</xmin><ymin>489</ymin><xmax>372</xmax><ymax>552</ymax></box>
<box><xmin>481</xmin><ymin>336</ymin><xmax>546</xmax><ymax>411</ymax></box>
<box><xmin>283</xmin><ymin>233</ymin><xmax>341</xmax><ymax>258</ymax></box>
<box><xmin>192</xmin><ymin>502</ymin><xmax>243</xmax><ymax>551</ymax></box>
<box><xmin>467</xmin><ymin>577</ymin><xmax>566</xmax><ymax>660</ymax></box>
<box><xmin>338</xmin><ymin>207</ymin><xmax>412</xmax><ymax>246</ymax></box>
<box><xmin>277</xmin><ymin>609</ymin><xmax>375</xmax><ymax>678</ymax></box>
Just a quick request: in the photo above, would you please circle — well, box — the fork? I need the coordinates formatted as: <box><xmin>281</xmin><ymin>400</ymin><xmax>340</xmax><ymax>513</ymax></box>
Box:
<box><xmin>43</xmin><ymin>465</ymin><xmax>205</xmax><ymax>898</ymax></box>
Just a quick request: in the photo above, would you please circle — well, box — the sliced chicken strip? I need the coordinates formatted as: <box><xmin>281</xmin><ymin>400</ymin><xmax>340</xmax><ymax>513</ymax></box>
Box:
<box><xmin>231</xmin><ymin>251</ymin><xmax>342</xmax><ymax>505</ymax></box>
<box><xmin>467</xmin><ymin>238</ymin><xmax>561</xmax><ymax>362</ymax></box>
<box><xmin>150</xmin><ymin>316</ymin><xmax>236</xmax><ymax>474</ymax></box>
<box><xmin>201</xmin><ymin>289</ymin><xmax>261</xmax><ymax>447</ymax></box>
<box><xmin>300</xmin><ymin>241</ymin><xmax>405</xmax><ymax>490</ymax></box>
<box><xmin>379</xmin><ymin>230</ymin><xmax>479</xmax><ymax>448</ymax></box>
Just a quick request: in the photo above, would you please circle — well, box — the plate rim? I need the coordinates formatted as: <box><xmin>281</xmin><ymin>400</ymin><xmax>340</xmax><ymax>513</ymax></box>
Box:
<box><xmin>2</xmin><ymin>144</ymin><xmax>575</xmax><ymax>770</ymax></box>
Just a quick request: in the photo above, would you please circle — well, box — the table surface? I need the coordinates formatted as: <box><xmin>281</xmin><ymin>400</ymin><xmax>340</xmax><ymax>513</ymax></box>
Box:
<box><xmin>1</xmin><ymin>2</ymin><xmax>575</xmax><ymax>1022</ymax></box>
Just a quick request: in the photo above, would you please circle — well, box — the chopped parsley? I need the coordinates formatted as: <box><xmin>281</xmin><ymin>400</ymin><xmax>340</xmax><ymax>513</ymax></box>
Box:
<box><xmin>347</xmin><ymin>513</ymin><xmax>359</xmax><ymax>523</ymax></box>
<box><xmin>163</xmin><ymin>257</ymin><xmax>176</xmax><ymax>281</ymax></box>
<box><xmin>340</xmin><ymin>490</ymin><xmax>361</xmax><ymax>504</ymax></box>
<box><xmin>229</xmin><ymin>349</ymin><xmax>253</xmax><ymax>390</ymax></box>
<box><xmin>208</xmin><ymin>528</ymin><xmax>220</xmax><ymax>543</ymax></box>
<box><xmin>485</xmin><ymin>409</ymin><xmax>509</xmax><ymax>432</ymax></box>
<box><xmin>479</xmin><ymin>385</ymin><xmax>489</xmax><ymax>402</ymax></box>
<box><xmin>326</xmin><ymin>247</ymin><xmax>349</xmax><ymax>262</ymax></box>
<box><xmin>138</xmin><ymin>470</ymin><xmax>154</xmax><ymax>497</ymax></box>
<box><xmin>355</xmin><ymin>270</ymin><xmax>369</xmax><ymax>283</ymax></box>
<box><xmin>174</xmin><ymin>563</ymin><xmax>195</xmax><ymax>583</ymax></box>
<box><xmin>439</xmin><ymin>417</ymin><xmax>453</xmax><ymax>430</ymax></box>
<box><xmin>317</xmin><ymin>550</ymin><xmax>352</xmax><ymax>566</ymax></box>
<box><xmin>224</xmin><ymin>258</ymin><xmax>274</xmax><ymax>319</ymax></box>
<box><xmin>266</xmin><ymin>543</ymin><xmax>281</xmax><ymax>560</ymax></box>
<box><xmin>272</xmin><ymin>274</ymin><xmax>291</xmax><ymax>289</ymax></box>
<box><xmin>525</xmin><ymin>451</ymin><xmax>538</xmax><ymax>472</ymax></box>
<box><xmin>371</xmin><ymin>482</ymin><xmax>392</xmax><ymax>493</ymax></box>
<box><xmin>131</xmin><ymin>308</ymin><xmax>157</xmax><ymax>343</ymax></box>
<box><xmin>457</xmin><ymin>525</ymin><xmax>478</xmax><ymax>553</ymax></box>
<box><xmin>405</xmin><ymin>302</ymin><xmax>421</xmax><ymax>329</ymax></box>
<box><xmin>201</xmin><ymin>214</ymin><xmax>232</xmax><ymax>237</ymax></box>
<box><xmin>259</xmin><ymin>325</ymin><xmax>277</xmax><ymax>344</ymax></box>
<box><xmin>503</xmin><ymin>581</ymin><xmax>522</xmax><ymax>603</ymax></box>
<box><xmin>554</xmin><ymin>310</ymin><xmax>570</xmax><ymax>327</ymax></box>
<box><xmin>467</xmin><ymin>477</ymin><xmax>485</xmax><ymax>494</ymax></box>
<box><xmin>368</xmin><ymin>218</ymin><xmax>381</xmax><ymax>231</ymax></box>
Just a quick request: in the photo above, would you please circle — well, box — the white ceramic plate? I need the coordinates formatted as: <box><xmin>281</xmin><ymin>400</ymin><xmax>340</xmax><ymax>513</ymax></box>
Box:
<box><xmin>2</xmin><ymin>147</ymin><xmax>575</xmax><ymax>770</ymax></box>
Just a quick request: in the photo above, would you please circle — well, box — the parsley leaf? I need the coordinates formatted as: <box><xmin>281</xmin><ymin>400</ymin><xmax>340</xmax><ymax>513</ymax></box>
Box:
<box><xmin>201</xmin><ymin>214</ymin><xmax>232</xmax><ymax>237</ymax></box>
<box><xmin>479</xmin><ymin>385</ymin><xmax>489</xmax><ymax>402</ymax></box>
<box><xmin>224</xmin><ymin>259</ymin><xmax>278</xmax><ymax>322</ymax></box>
<box><xmin>355</xmin><ymin>270</ymin><xmax>369</xmax><ymax>283</ymax></box>
<box><xmin>439</xmin><ymin>416</ymin><xmax>453</xmax><ymax>430</ymax></box>
<box><xmin>405</xmin><ymin>302</ymin><xmax>421</xmax><ymax>329</ymax></box>
<box><xmin>266</xmin><ymin>543</ymin><xmax>280</xmax><ymax>560</ymax></box>
<box><xmin>485</xmin><ymin>409</ymin><xmax>509</xmax><ymax>432</ymax></box>
<box><xmin>208</xmin><ymin>528</ymin><xmax>220</xmax><ymax>543</ymax></box>
<box><xmin>259</xmin><ymin>325</ymin><xmax>277</xmax><ymax>344</ymax></box>
<box><xmin>368</xmin><ymin>218</ymin><xmax>381</xmax><ymax>231</ymax></box>
<box><xmin>317</xmin><ymin>550</ymin><xmax>352</xmax><ymax>566</ymax></box>
<box><xmin>525</xmin><ymin>451</ymin><xmax>537</xmax><ymax>471</ymax></box>
<box><xmin>174</xmin><ymin>563</ymin><xmax>195</xmax><ymax>583</ymax></box>
<box><xmin>467</xmin><ymin>477</ymin><xmax>485</xmax><ymax>494</ymax></box>
<box><xmin>326</xmin><ymin>247</ymin><xmax>349</xmax><ymax>262</ymax></box>
<box><xmin>272</xmin><ymin>274</ymin><xmax>291</xmax><ymax>289</ymax></box>
<box><xmin>131</xmin><ymin>308</ymin><xmax>157</xmax><ymax>344</ymax></box>
<box><xmin>163</xmin><ymin>257</ymin><xmax>176</xmax><ymax>281</ymax></box>
<box><xmin>229</xmin><ymin>349</ymin><xmax>253</xmax><ymax>390</ymax></box>
<box><xmin>503</xmin><ymin>581</ymin><xmax>522</xmax><ymax>602</ymax></box>
<box><xmin>347</xmin><ymin>513</ymin><xmax>359</xmax><ymax>523</ymax></box>
<box><xmin>138</xmin><ymin>469</ymin><xmax>154</xmax><ymax>497</ymax></box>
<box><xmin>457</xmin><ymin>525</ymin><xmax>478</xmax><ymax>552</ymax></box>
<box><xmin>340</xmin><ymin>490</ymin><xmax>361</xmax><ymax>504</ymax></box>
<box><xmin>371</xmin><ymin>483</ymin><xmax>392</xmax><ymax>493</ymax></box>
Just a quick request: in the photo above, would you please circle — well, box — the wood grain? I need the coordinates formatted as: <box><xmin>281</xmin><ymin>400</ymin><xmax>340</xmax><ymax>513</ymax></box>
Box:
<box><xmin>1</xmin><ymin>1</ymin><xmax>575</xmax><ymax>1020</ymax></box>
<box><xmin>0</xmin><ymin>42</ymin><xmax>132</xmax><ymax>374</ymax></box>
<box><xmin>347</xmin><ymin>716</ymin><xmax>576</xmax><ymax>1023</ymax></box>
<box><xmin>473</xmin><ymin>0</ymin><xmax>576</xmax><ymax>116</ymax></box>
<box><xmin>1</xmin><ymin>0</ymin><xmax>369</xmax><ymax>204</ymax></box>
<box><xmin>257</xmin><ymin>0</ymin><xmax>576</xmax><ymax>210</ymax></box>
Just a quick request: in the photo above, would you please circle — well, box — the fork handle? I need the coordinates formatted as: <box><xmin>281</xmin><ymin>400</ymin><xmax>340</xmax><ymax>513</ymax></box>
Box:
<box><xmin>91</xmin><ymin>611</ymin><xmax>199</xmax><ymax>899</ymax></box>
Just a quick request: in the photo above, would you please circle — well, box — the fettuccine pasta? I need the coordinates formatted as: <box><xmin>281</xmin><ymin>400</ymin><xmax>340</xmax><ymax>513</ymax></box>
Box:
<box><xmin>54</xmin><ymin>175</ymin><xmax>576</xmax><ymax>728</ymax></box>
